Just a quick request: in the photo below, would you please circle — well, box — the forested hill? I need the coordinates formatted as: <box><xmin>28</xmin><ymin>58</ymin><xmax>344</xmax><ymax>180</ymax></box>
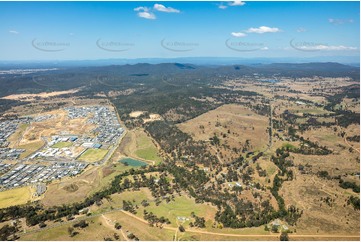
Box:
<box><xmin>0</xmin><ymin>62</ymin><xmax>359</xmax><ymax>98</ymax></box>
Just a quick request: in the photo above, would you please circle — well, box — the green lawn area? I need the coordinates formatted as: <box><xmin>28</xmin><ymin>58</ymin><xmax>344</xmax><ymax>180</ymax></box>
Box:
<box><xmin>51</xmin><ymin>141</ymin><xmax>72</xmax><ymax>148</ymax></box>
<box><xmin>134</xmin><ymin>130</ymin><xmax>162</xmax><ymax>164</ymax></box>
<box><xmin>78</xmin><ymin>148</ymin><xmax>108</xmax><ymax>162</ymax></box>
<box><xmin>282</xmin><ymin>143</ymin><xmax>296</xmax><ymax>149</ymax></box>
<box><xmin>293</xmin><ymin>107</ymin><xmax>331</xmax><ymax>115</ymax></box>
<box><xmin>139</xmin><ymin>196</ymin><xmax>216</xmax><ymax>227</ymax></box>
<box><xmin>135</xmin><ymin>148</ymin><xmax>162</xmax><ymax>164</ymax></box>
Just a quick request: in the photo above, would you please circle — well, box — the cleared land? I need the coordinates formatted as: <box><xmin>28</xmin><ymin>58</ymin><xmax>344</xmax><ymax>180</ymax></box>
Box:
<box><xmin>280</xmin><ymin>171</ymin><xmax>360</xmax><ymax>235</ymax></box>
<box><xmin>20</xmin><ymin>216</ymin><xmax>121</xmax><ymax>241</ymax></box>
<box><xmin>2</xmin><ymin>88</ymin><xmax>81</xmax><ymax>101</ymax></box>
<box><xmin>0</xmin><ymin>186</ymin><xmax>33</xmax><ymax>208</ymax></box>
<box><xmin>178</xmin><ymin>104</ymin><xmax>269</xmax><ymax>162</ymax></box>
<box><xmin>117</xmin><ymin>128</ymin><xmax>162</xmax><ymax>164</ymax></box>
<box><xmin>51</xmin><ymin>141</ymin><xmax>72</xmax><ymax>148</ymax></box>
<box><xmin>78</xmin><ymin>148</ymin><xmax>108</xmax><ymax>163</ymax></box>
<box><xmin>41</xmin><ymin>163</ymin><xmax>131</xmax><ymax>207</ymax></box>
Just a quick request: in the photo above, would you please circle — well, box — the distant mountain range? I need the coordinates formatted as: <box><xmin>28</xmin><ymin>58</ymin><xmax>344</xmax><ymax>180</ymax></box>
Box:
<box><xmin>0</xmin><ymin>56</ymin><xmax>359</xmax><ymax>69</ymax></box>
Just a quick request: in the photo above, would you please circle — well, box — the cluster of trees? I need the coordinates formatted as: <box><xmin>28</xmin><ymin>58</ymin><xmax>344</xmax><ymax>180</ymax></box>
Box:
<box><xmin>256</xmin><ymin>163</ymin><xmax>267</xmax><ymax>177</ymax></box>
<box><xmin>143</xmin><ymin>210</ymin><xmax>171</xmax><ymax>227</ymax></box>
<box><xmin>144</xmin><ymin>120</ymin><xmax>299</xmax><ymax>229</ymax></box>
<box><xmin>146</xmin><ymin>121</ymin><xmax>219</xmax><ymax>167</ymax></box>
<box><xmin>339</xmin><ymin>180</ymin><xmax>360</xmax><ymax>193</ymax></box>
<box><xmin>270</xmin><ymin>150</ymin><xmax>302</xmax><ymax>225</ymax></box>
<box><xmin>347</xmin><ymin>196</ymin><xmax>360</xmax><ymax>210</ymax></box>
<box><xmin>272</xmin><ymin>148</ymin><xmax>294</xmax><ymax>180</ymax></box>
<box><xmin>324</xmin><ymin>85</ymin><xmax>360</xmax><ymax>127</ymax></box>
<box><xmin>127</xmin><ymin>232</ymin><xmax>139</xmax><ymax>241</ymax></box>
<box><xmin>190</xmin><ymin>212</ymin><xmax>206</xmax><ymax>228</ymax></box>
<box><xmin>0</xmin><ymin>224</ymin><xmax>18</xmax><ymax>241</ymax></box>
<box><xmin>122</xmin><ymin>201</ymin><xmax>137</xmax><ymax>214</ymax></box>
<box><xmin>320</xmin><ymin>196</ymin><xmax>334</xmax><ymax>207</ymax></box>
<box><xmin>346</xmin><ymin>135</ymin><xmax>360</xmax><ymax>142</ymax></box>
<box><xmin>283</xmin><ymin>132</ymin><xmax>332</xmax><ymax>156</ymax></box>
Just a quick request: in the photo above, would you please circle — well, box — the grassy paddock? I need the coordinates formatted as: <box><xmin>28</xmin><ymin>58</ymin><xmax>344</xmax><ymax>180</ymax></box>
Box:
<box><xmin>51</xmin><ymin>141</ymin><xmax>72</xmax><ymax>148</ymax></box>
<box><xmin>0</xmin><ymin>186</ymin><xmax>33</xmax><ymax>209</ymax></box>
<box><xmin>78</xmin><ymin>148</ymin><xmax>108</xmax><ymax>162</ymax></box>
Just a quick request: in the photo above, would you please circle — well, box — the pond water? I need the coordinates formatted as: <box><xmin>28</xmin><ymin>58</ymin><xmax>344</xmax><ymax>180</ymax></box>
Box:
<box><xmin>120</xmin><ymin>157</ymin><xmax>148</xmax><ymax>167</ymax></box>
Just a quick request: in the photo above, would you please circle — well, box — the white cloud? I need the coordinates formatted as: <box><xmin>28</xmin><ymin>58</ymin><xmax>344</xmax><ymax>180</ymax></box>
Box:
<box><xmin>328</xmin><ymin>18</ymin><xmax>353</xmax><ymax>25</ymax></box>
<box><xmin>9</xmin><ymin>30</ymin><xmax>19</xmax><ymax>34</ymax></box>
<box><xmin>134</xmin><ymin>4</ymin><xmax>180</xmax><ymax>20</ymax></box>
<box><xmin>297</xmin><ymin>27</ymin><xmax>307</xmax><ymax>33</ymax></box>
<box><xmin>261</xmin><ymin>46</ymin><xmax>269</xmax><ymax>50</ymax></box>
<box><xmin>153</xmin><ymin>4</ymin><xmax>180</xmax><ymax>13</ymax></box>
<box><xmin>246</xmin><ymin>26</ymin><xmax>281</xmax><ymax>34</ymax></box>
<box><xmin>218</xmin><ymin>4</ymin><xmax>228</xmax><ymax>9</ymax></box>
<box><xmin>231</xmin><ymin>32</ymin><xmax>247</xmax><ymax>37</ymax></box>
<box><xmin>295</xmin><ymin>45</ymin><xmax>357</xmax><ymax>51</ymax></box>
<box><xmin>137</xmin><ymin>11</ymin><xmax>156</xmax><ymax>20</ymax></box>
<box><xmin>229</xmin><ymin>1</ymin><xmax>246</xmax><ymax>6</ymax></box>
<box><xmin>134</xmin><ymin>6</ymin><xmax>149</xmax><ymax>12</ymax></box>
<box><xmin>219</xmin><ymin>1</ymin><xmax>245</xmax><ymax>9</ymax></box>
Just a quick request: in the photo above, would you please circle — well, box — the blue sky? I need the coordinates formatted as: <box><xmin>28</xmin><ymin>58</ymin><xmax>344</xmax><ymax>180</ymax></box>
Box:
<box><xmin>0</xmin><ymin>1</ymin><xmax>359</xmax><ymax>61</ymax></box>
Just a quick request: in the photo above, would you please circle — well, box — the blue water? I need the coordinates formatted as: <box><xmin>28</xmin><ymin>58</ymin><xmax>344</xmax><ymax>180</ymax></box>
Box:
<box><xmin>120</xmin><ymin>157</ymin><xmax>148</xmax><ymax>167</ymax></box>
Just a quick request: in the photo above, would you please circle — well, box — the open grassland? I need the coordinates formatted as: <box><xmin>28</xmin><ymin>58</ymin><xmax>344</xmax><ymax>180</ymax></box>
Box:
<box><xmin>302</xmin><ymin>125</ymin><xmax>359</xmax><ymax>154</ymax></box>
<box><xmin>342</xmin><ymin>97</ymin><xmax>360</xmax><ymax>113</ymax></box>
<box><xmin>178</xmin><ymin>104</ymin><xmax>269</xmax><ymax>162</ymax></box>
<box><xmin>140</xmin><ymin>195</ymin><xmax>217</xmax><ymax>227</ymax></box>
<box><xmin>116</xmin><ymin>128</ymin><xmax>162</xmax><ymax>164</ymax></box>
<box><xmin>78</xmin><ymin>148</ymin><xmax>108</xmax><ymax>163</ymax></box>
<box><xmin>0</xmin><ymin>186</ymin><xmax>33</xmax><ymax>209</ymax></box>
<box><xmin>20</xmin><ymin>216</ymin><xmax>121</xmax><ymax>241</ymax></box>
<box><xmin>41</xmin><ymin>163</ymin><xmax>131</xmax><ymax>207</ymax></box>
<box><xmin>273</xmin><ymin>99</ymin><xmax>332</xmax><ymax>117</ymax></box>
<box><xmin>280</xmin><ymin>171</ymin><xmax>360</xmax><ymax>236</ymax></box>
<box><xmin>51</xmin><ymin>141</ymin><xmax>72</xmax><ymax>148</ymax></box>
<box><xmin>134</xmin><ymin>129</ymin><xmax>162</xmax><ymax>164</ymax></box>
<box><xmin>101</xmin><ymin>188</ymin><xmax>217</xmax><ymax>228</ymax></box>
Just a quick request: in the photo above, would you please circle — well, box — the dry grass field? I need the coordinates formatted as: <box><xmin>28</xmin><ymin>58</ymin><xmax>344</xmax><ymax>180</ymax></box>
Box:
<box><xmin>280</xmin><ymin>170</ymin><xmax>360</xmax><ymax>235</ymax></box>
<box><xmin>178</xmin><ymin>104</ymin><xmax>269</xmax><ymax>162</ymax></box>
<box><xmin>0</xmin><ymin>186</ymin><xmax>33</xmax><ymax>208</ymax></box>
<box><xmin>41</xmin><ymin>163</ymin><xmax>131</xmax><ymax>207</ymax></box>
<box><xmin>20</xmin><ymin>216</ymin><xmax>123</xmax><ymax>241</ymax></box>
<box><xmin>77</xmin><ymin>148</ymin><xmax>108</xmax><ymax>163</ymax></box>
